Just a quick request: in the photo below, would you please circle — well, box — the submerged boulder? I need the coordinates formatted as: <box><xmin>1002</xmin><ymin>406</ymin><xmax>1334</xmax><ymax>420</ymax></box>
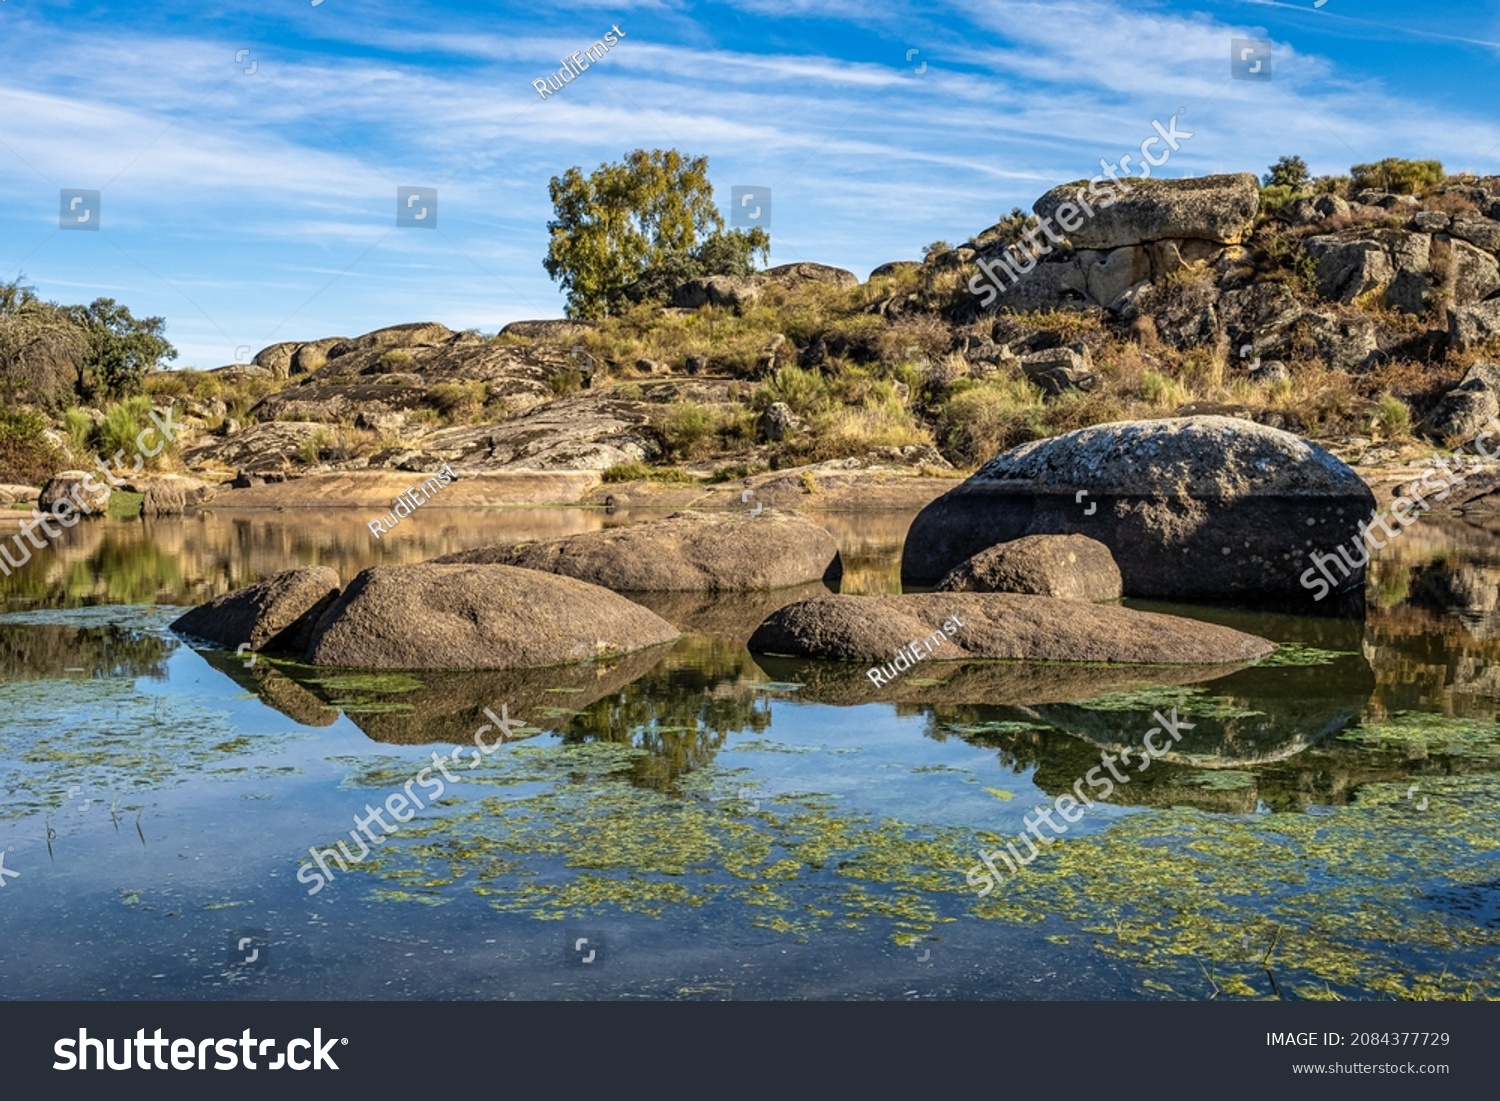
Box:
<box><xmin>935</xmin><ymin>534</ymin><xmax>1122</xmax><ymax>601</ymax></box>
<box><xmin>305</xmin><ymin>564</ymin><xmax>680</xmax><ymax>669</ymax></box>
<box><xmin>748</xmin><ymin>593</ymin><xmax>1275</xmax><ymax>666</ymax></box>
<box><xmin>170</xmin><ymin>566</ymin><xmax>342</xmax><ymax>653</ymax></box>
<box><xmin>901</xmin><ymin>416</ymin><xmax>1375</xmax><ymax>612</ymax></box>
<box><xmin>433</xmin><ymin>510</ymin><xmax>842</xmax><ymax>591</ymax></box>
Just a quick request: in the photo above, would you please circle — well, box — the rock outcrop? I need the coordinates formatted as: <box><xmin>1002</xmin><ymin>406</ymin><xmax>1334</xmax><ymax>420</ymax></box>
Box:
<box><xmin>748</xmin><ymin>592</ymin><xmax>1275</xmax><ymax>665</ymax></box>
<box><xmin>38</xmin><ymin>471</ymin><xmax>110</xmax><ymax>516</ymax></box>
<box><xmin>433</xmin><ymin>509</ymin><xmax>843</xmax><ymax>591</ymax></box>
<box><xmin>934</xmin><ymin>534</ymin><xmax>1123</xmax><ymax>601</ymax></box>
<box><xmin>992</xmin><ymin>173</ymin><xmax>1260</xmax><ymax>313</ymax></box>
<box><xmin>170</xmin><ymin>566</ymin><xmax>342</xmax><ymax>653</ymax></box>
<box><xmin>304</xmin><ymin>564</ymin><xmax>680</xmax><ymax>669</ymax></box>
<box><xmin>901</xmin><ymin>416</ymin><xmax>1375</xmax><ymax>611</ymax></box>
<box><xmin>139</xmin><ymin>475</ymin><xmax>218</xmax><ymax>516</ymax></box>
<box><xmin>1427</xmin><ymin>362</ymin><xmax>1500</xmax><ymax>440</ymax></box>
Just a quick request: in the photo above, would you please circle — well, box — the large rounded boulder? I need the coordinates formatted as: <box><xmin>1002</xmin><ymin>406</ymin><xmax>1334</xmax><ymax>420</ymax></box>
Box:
<box><xmin>433</xmin><ymin>510</ymin><xmax>842</xmax><ymax>591</ymax></box>
<box><xmin>901</xmin><ymin>416</ymin><xmax>1375</xmax><ymax>612</ymax></box>
<box><xmin>749</xmin><ymin>593</ymin><xmax>1275</xmax><ymax>666</ymax></box>
<box><xmin>934</xmin><ymin>534</ymin><xmax>1122</xmax><ymax>601</ymax></box>
<box><xmin>305</xmin><ymin>564</ymin><xmax>680</xmax><ymax>669</ymax></box>
<box><xmin>171</xmin><ymin>566</ymin><xmax>342</xmax><ymax>653</ymax></box>
<box><xmin>39</xmin><ymin>471</ymin><xmax>110</xmax><ymax>517</ymax></box>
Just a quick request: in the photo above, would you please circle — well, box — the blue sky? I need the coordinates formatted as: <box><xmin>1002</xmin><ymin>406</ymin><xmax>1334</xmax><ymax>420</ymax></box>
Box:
<box><xmin>2</xmin><ymin>0</ymin><xmax>1498</xmax><ymax>368</ymax></box>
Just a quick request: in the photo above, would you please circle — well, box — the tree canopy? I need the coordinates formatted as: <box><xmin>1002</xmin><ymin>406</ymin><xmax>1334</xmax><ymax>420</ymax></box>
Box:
<box><xmin>543</xmin><ymin>148</ymin><xmax>770</xmax><ymax>319</ymax></box>
<box><xmin>0</xmin><ymin>278</ymin><xmax>175</xmax><ymax>409</ymax></box>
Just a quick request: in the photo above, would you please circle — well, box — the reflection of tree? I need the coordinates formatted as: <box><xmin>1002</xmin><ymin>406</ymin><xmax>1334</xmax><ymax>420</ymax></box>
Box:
<box><xmin>557</xmin><ymin>636</ymin><xmax>772</xmax><ymax>790</ymax></box>
<box><xmin>0</xmin><ymin>624</ymin><xmax>172</xmax><ymax>681</ymax></box>
<box><xmin>65</xmin><ymin>536</ymin><xmax>183</xmax><ymax>605</ymax></box>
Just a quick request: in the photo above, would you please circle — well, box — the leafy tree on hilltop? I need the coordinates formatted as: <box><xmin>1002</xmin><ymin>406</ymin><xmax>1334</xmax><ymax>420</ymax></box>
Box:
<box><xmin>63</xmin><ymin>297</ymin><xmax>176</xmax><ymax>401</ymax></box>
<box><xmin>1263</xmin><ymin>155</ymin><xmax>1310</xmax><ymax>190</ymax></box>
<box><xmin>544</xmin><ymin>148</ymin><xmax>769</xmax><ymax>319</ymax></box>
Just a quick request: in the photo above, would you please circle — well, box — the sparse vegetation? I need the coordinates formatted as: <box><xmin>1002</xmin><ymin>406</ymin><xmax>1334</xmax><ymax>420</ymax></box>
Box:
<box><xmin>0</xmin><ymin>408</ymin><xmax>63</xmax><ymax>484</ymax></box>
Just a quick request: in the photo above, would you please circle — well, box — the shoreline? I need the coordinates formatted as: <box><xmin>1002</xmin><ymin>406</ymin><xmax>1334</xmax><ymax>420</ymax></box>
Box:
<box><xmin>5</xmin><ymin>461</ymin><xmax>1500</xmax><ymax>523</ymax></box>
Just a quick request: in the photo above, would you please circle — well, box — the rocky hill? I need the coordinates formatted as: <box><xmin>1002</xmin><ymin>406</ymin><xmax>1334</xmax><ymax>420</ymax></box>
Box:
<box><xmin>30</xmin><ymin>165</ymin><xmax>1500</xmax><ymax>505</ymax></box>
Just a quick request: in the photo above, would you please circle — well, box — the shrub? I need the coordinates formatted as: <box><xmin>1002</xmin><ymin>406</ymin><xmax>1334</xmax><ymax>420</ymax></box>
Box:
<box><xmin>1140</xmin><ymin>370</ymin><xmax>1191</xmax><ymax>408</ymax></box>
<box><xmin>800</xmin><ymin>470</ymin><xmax>818</xmax><ymax>494</ymax></box>
<box><xmin>426</xmin><ymin>380</ymin><xmax>487</xmax><ymax>419</ymax></box>
<box><xmin>601</xmin><ymin>462</ymin><xmax>698</xmax><ymax>484</ymax></box>
<box><xmin>297</xmin><ymin>428</ymin><xmax>332</xmax><ymax>466</ymax></box>
<box><xmin>937</xmin><ymin>379</ymin><xmax>1045</xmax><ymax>465</ymax></box>
<box><xmin>547</xmin><ymin>369</ymin><xmax>583</xmax><ymax>396</ymax></box>
<box><xmin>0</xmin><ymin>408</ymin><xmax>63</xmax><ymax>484</ymax></box>
<box><xmin>98</xmin><ymin>396</ymin><xmax>173</xmax><ymax>468</ymax></box>
<box><xmin>1374</xmin><ymin>393</ymin><xmax>1411</xmax><ymax>439</ymax></box>
<box><xmin>1349</xmin><ymin>158</ymin><xmax>1444</xmax><ymax>195</ymax></box>
<box><xmin>371</xmin><ymin>350</ymin><xmax>413</xmax><ymax>374</ymax></box>
<box><xmin>752</xmin><ymin>365</ymin><xmax>830</xmax><ymax>417</ymax></box>
<box><xmin>62</xmin><ymin>408</ymin><xmax>94</xmax><ymax>458</ymax></box>
<box><xmin>1258</xmin><ymin>183</ymin><xmax>1303</xmax><ymax>217</ymax></box>
<box><xmin>655</xmin><ymin>402</ymin><xmax>716</xmax><ymax>459</ymax></box>
<box><xmin>1263</xmin><ymin>155</ymin><xmax>1311</xmax><ymax>190</ymax></box>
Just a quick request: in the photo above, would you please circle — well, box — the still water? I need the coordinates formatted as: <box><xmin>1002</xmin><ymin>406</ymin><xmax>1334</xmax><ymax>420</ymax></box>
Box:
<box><xmin>0</xmin><ymin>507</ymin><xmax>1496</xmax><ymax>1000</ymax></box>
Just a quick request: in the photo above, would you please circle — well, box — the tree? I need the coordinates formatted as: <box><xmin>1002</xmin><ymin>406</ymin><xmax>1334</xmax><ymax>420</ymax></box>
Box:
<box><xmin>0</xmin><ymin>277</ymin><xmax>88</xmax><ymax>410</ymax></box>
<box><xmin>63</xmin><ymin>297</ymin><xmax>176</xmax><ymax>401</ymax></box>
<box><xmin>1263</xmin><ymin>155</ymin><xmax>1310</xmax><ymax>191</ymax></box>
<box><xmin>543</xmin><ymin>149</ymin><xmax>769</xmax><ymax>318</ymax></box>
<box><xmin>0</xmin><ymin>278</ymin><xmax>175</xmax><ymax>408</ymax></box>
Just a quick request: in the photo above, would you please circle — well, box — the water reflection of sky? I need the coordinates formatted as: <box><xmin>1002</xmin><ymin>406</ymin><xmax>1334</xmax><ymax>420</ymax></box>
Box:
<box><xmin>0</xmin><ymin>510</ymin><xmax>1498</xmax><ymax>1000</ymax></box>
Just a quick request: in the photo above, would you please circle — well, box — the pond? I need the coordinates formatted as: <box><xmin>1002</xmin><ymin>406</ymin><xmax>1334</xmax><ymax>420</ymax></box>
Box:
<box><xmin>0</xmin><ymin>507</ymin><xmax>1496</xmax><ymax>1000</ymax></box>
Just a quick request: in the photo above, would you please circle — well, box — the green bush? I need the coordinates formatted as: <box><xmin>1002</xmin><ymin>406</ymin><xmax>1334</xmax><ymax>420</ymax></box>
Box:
<box><xmin>601</xmin><ymin>461</ymin><xmax>697</xmax><ymax>484</ymax></box>
<box><xmin>655</xmin><ymin>402</ymin><xmax>716</xmax><ymax>459</ymax></box>
<box><xmin>0</xmin><ymin>408</ymin><xmax>63</xmax><ymax>485</ymax></box>
<box><xmin>751</xmin><ymin>365</ymin><xmax>830</xmax><ymax>417</ymax></box>
<box><xmin>1349</xmin><ymin>158</ymin><xmax>1444</xmax><ymax>196</ymax></box>
<box><xmin>547</xmin><ymin>369</ymin><xmax>583</xmax><ymax>396</ymax></box>
<box><xmin>1263</xmin><ymin>155</ymin><xmax>1310</xmax><ymax>190</ymax></box>
<box><xmin>426</xmin><ymin>380</ymin><xmax>487</xmax><ymax>419</ymax></box>
<box><xmin>62</xmin><ymin>408</ymin><xmax>93</xmax><ymax>458</ymax></box>
<box><xmin>937</xmin><ymin>380</ymin><xmax>1045</xmax><ymax>465</ymax></box>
